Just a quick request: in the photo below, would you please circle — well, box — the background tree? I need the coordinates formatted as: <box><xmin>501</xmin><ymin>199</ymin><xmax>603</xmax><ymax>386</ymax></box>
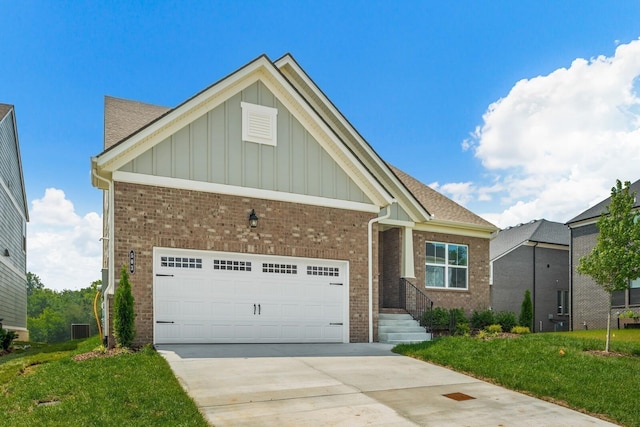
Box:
<box><xmin>113</xmin><ymin>266</ymin><xmax>135</xmax><ymax>348</ymax></box>
<box><xmin>578</xmin><ymin>180</ymin><xmax>640</xmax><ymax>352</ymax></box>
<box><xmin>519</xmin><ymin>289</ymin><xmax>533</xmax><ymax>331</ymax></box>
<box><xmin>26</xmin><ymin>272</ymin><xmax>44</xmax><ymax>296</ymax></box>
<box><xmin>27</xmin><ymin>272</ymin><xmax>102</xmax><ymax>343</ymax></box>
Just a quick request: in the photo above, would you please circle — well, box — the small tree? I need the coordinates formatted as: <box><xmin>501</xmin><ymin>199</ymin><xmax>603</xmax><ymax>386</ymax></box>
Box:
<box><xmin>114</xmin><ymin>266</ymin><xmax>136</xmax><ymax>348</ymax></box>
<box><xmin>578</xmin><ymin>180</ymin><xmax>640</xmax><ymax>352</ymax></box>
<box><xmin>519</xmin><ymin>289</ymin><xmax>533</xmax><ymax>331</ymax></box>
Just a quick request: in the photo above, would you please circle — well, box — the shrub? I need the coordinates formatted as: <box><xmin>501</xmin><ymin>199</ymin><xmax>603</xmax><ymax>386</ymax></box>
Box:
<box><xmin>519</xmin><ymin>290</ymin><xmax>533</xmax><ymax>329</ymax></box>
<box><xmin>0</xmin><ymin>328</ymin><xmax>18</xmax><ymax>351</ymax></box>
<box><xmin>422</xmin><ymin>307</ymin><xmax>450</xmax><ymax>330</ymax></box>
<box><xmin>495</xmin><ymin>311</ymin><xmax>517</xmax><ymax>332</ymax></box>
<box><xmin>510</xmin><ymin>326</ymin><xmax>531</xmax><ymax>334</ymax></box>
<box><xmin>114</xmin><ymin>266</ymin><xmax>136</xmax><ymax>348</ymax></box>
<box><xmin>470</xmin><ymin>309</ymin><xmax>494</xmax><ymax>330</ymax></box>
<box><xmin>486</xmin><ymin>324</ymin><xmax>503</xmax><ymax>334</ymax></box>
<box><xmin>449</xmin><ymin>308</ymin><xmax>468</xmax><ymax>325</ymax></box>
<box><xmin>453</xmin><ymin>322</ymin><xmax>470</xmax><ymax>336</ymax></box>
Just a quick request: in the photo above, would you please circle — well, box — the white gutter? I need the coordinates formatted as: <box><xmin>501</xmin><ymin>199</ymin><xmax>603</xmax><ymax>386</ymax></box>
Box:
<box><xmin>368</xmin><ymin>200</ymin><xmax>395</xmax><ymax>342</ymax></box>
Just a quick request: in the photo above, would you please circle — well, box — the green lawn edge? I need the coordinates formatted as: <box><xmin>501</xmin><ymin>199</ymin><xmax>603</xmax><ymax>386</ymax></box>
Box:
<box><xmin>0</xmin><ymin>336</ymin><xmax>208</xmax><ymax>427</ymax></box>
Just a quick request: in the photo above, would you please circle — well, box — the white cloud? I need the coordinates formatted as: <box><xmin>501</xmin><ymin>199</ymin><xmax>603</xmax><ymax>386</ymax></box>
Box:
<box><xmin>465</xmin><ymin>38</ymin><xmax>640</xmax><ymax>228</ymax></box>
<box><xmin>27</xmin><ymin>188</ymin><xmax>102</xmax><ymax>291</ymax></box>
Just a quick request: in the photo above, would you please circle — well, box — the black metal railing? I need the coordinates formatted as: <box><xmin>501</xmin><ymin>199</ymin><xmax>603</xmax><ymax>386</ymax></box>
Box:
<box><xmin>399</xmin><ymin>278</ymin><xmax>434</xmax><ymax>332</ymax></box>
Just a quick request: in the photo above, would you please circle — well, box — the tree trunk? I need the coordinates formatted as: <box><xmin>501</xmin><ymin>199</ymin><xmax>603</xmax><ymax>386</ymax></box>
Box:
<box><xmin>605</xmin><ymin>295</ymin><xmax>612</xmax><ymax>353</ymax></box>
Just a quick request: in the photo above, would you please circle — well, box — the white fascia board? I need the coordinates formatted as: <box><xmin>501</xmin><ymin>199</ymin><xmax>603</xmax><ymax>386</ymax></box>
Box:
<box><xmin>566</xmin><ymin>218</ymin><xmax>598</xmax><ymax>229</ymax></box>
<box><xmin>378</xmin><ymin>218</ymin><xmax>415</xmax><ymax>228</ymax></box>
<box><xmin>275</xmin><ymin>55</ymin><xmax>430</xmax><ymax>222</ymax></box>
<box><xmin>113</xmin><ymin>171</ymin><xmax>380</xmax><ymax>213</ymax></box>
<box><xmin>96</xmin><ymin>57</ymin><xmax>274</xmax><ymax>173</ymax></box>
<box><xmin>414</xmin><ymin>219</ymin><xmax>497</xmax><ymax>239</ymax></box>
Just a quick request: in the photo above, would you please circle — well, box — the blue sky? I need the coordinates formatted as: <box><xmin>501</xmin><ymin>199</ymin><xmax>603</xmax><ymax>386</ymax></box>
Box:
<box><xmin>3</xmin><ymin>1</ymin><xmax>640</xmax><ymax>290</ymax></box>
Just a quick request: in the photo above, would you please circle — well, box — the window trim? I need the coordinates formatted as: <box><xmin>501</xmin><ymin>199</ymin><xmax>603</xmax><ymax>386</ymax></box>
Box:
<box><xmin>425</xmin><ymin>241</ymin><xmax>469</xmax><ymax>290</ymax></box>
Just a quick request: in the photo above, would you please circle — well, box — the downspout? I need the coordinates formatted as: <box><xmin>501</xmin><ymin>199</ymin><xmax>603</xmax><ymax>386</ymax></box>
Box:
<box><xmin>92</xmin><ymin>167</ymin><xmax>113</xmax><ymax>344</ymax></box>
<box><xmin>368</xmin><ymin>200</ymin><xmax>395</xmax><ymax>343</ymax></box>
<box><xmin>532</xmin><ymin>242</ymin><xmax>538</xmax><ymax>332</ymax></box>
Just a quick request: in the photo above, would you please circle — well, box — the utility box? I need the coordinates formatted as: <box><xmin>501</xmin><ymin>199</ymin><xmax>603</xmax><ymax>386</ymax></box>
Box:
<box><xmin>71</xmin><ymin>324</ymin><xmax>90</xmax><ymax>340</ymax></box>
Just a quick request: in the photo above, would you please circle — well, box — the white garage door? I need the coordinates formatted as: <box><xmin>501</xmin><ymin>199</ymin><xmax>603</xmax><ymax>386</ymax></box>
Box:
<box><xmin>153</xmin><ymin>248</ymin><xmax>349</xmax><ymax>344</ymax></box>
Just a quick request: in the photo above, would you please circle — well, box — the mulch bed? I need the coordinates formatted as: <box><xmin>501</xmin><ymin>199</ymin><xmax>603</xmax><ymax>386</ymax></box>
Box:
<box><xmin>72</xmin><ymin>347</ymin><xmax>132</xmax><ymax>362</ymax></box>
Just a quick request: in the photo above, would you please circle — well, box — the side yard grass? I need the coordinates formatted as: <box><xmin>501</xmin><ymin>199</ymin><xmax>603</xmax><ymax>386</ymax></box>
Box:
<box><xmin>394</xmin><ymin>330</ymin><xmax>640</xmax><ymax>427</ymax></box>
<box><xmin>0</xmin><ymin>336</ymin><xmax>208</xmax><ymax>426</ymax></box>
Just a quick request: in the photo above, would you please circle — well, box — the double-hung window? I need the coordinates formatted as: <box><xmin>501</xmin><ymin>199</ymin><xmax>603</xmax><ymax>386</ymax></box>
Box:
<box><xmin>425</xmin><ymin>242</ymin><xmax>468</xmax><ymax>289</ymax></box>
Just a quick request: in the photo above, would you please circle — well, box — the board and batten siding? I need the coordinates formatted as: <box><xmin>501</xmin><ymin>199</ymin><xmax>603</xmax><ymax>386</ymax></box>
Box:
<box><xmin>0</xmin><ymin>108</ymin><xmax>27</xmax><ymax>330</ymax></box>
<box><xmin>119</xmin><ymin>82</ymin><xmax>371</xmax><ymax>204</ymax></box>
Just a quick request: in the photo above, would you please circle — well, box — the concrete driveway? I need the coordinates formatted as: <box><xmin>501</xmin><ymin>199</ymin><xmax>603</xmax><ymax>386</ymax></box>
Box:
<box><xmin>157</xmin><ymin>343</ymin><xmax>617</xmax><ymax>427</ymax></box>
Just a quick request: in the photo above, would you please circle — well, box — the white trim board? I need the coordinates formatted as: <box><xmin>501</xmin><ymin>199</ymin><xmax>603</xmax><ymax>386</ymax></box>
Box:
<box><xmin>114</xmin><ymin>171</ymin><xmax>380</xmax><ymax>213</ymax></box>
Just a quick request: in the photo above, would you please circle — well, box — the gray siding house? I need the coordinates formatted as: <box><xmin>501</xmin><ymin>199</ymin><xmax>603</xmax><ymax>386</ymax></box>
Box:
<box><xmin>567</xmin><ymin>180</ymin><xmax>640</xmax><ymax>330</ymax></box>
<box><xmin>490</xmin><ymin>219</ymin><xmax>569</xmax><ymax>332</ymax></box>
<box><xmin>0</xmin><ymin>104</ymin><xmax>29</xmax><ymax>340</ymax></box>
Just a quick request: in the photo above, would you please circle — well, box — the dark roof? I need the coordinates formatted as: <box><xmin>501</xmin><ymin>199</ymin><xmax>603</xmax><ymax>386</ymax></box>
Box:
<box><xmin>491</xmin><ymin>219</ymin><xmax>569</xmax><ymax>260</ymax></box>
<box><xmin>0</xmin><ymin>103</ymin><xmax>12</xmax><ymax>121</ymax></box>
<box><xmin>104</xmin><ymin>96</ymin><xmax>170</xmax><ymax>149</ymax></box>
<box><xmin>566</xmin><ymin>179</ymin><xmax>640</xmax><ymax>225</ymax></box>
<box><xmin>389</xmin><ymin>165</ymin><xmax>497</xmax><ymax>228</ymax></box>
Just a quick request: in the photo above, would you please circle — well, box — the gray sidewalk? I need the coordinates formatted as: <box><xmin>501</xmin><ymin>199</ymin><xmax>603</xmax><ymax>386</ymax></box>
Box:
<box><xmin>158</xmin><ymin>344</ymin><xmax>618</xmax><ymax>427</ymax></box>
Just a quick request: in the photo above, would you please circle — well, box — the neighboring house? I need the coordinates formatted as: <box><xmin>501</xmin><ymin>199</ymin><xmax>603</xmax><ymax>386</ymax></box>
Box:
<box><xmin>490</xmin><ymin>219</ymin><xmax>570</xmax><ymax>332</ymax></box>
<box><xmin>0</xmin><ymin>103</ymin><xmax>29</xmax><ymax>341</ymax></box>
<box><xmin>91</xmin><ymin>54</ymin><xmax>497</xmax><ymax>346</ymax></box>
<box><xmin>567</xmin><ymin>180</ymin><xmax>640</xmax><ymax>330</ymax></box>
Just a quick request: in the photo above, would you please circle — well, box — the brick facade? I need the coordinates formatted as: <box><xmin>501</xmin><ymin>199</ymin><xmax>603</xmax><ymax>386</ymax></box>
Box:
<box><xmin>412</xmin><ymin>230</ymin><xmax>490</xmax><ymax>315</ymax></box>
<box><xmin>571</xmin><ymin>224</ymin><xmax>611</xmax><ymax>330</ymax></box>
<box><xmin>112</xmin><ymin>181</ymin><xmax>378</xmax><ymax>345</ymax></box>
<box><xmin>380</xmin><ymin>228</ymin><xmax>402</xmax><ymax>308</ymax></box>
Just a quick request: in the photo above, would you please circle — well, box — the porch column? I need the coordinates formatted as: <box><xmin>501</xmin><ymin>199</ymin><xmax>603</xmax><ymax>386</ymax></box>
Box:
<box><xmin>401</xmin><ymin>226</ymin><xmax>415</xmax><ymax>279</ymax></box>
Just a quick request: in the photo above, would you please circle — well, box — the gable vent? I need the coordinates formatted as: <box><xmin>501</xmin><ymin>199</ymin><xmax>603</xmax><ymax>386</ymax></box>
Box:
<box><xmin>241</xmin><ymin>102</ymin><xmax>278</xmax><ymax>146</ymax></box>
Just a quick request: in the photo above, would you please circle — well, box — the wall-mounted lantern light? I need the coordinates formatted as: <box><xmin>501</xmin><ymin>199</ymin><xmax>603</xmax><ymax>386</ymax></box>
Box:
<box><xmin>3</xmin><ymin>249</ymin><xmax>9</xmax><ymax>257</ymax></box>
<box><xmin>249</xmin><ymin>209</ymin><xmax>259</xmax><ymax>229</ymax></box>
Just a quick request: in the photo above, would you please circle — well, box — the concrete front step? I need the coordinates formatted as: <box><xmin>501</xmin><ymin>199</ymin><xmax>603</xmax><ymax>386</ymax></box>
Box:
<box><xmin>378</xmin><ymin>312</ymin><xmax>431</xmax><ymax>344</ymax></box>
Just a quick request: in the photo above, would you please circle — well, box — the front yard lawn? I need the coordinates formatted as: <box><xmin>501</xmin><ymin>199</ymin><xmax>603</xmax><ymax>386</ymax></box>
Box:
<box><xmin>0</xmin><ymin>336</ymin><xmax>208</xmax><ymax>426</ymax></box>
<box><xmin>394</xmin><ymin>330</ymin><xmax>640</xmax><ymax>427</ymax></box>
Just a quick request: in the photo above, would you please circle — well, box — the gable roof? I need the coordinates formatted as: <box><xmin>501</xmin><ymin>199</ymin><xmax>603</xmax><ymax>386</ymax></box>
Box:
<box><xmin>566</xmin><ymin>179</ymin><xmax>640</xmax><ymax>226</ymax></box>
<box><xmin>491</xmin><ymin>219</ymin><xmax>569</xmax><ymax>260</ymax></box>
<box><xmin>93</xmin><ymin>54</ymin><xmax>496</xmax><ymax>235</ymax></box>
<box><xmin>0</xmin><ymin>103</ymin><xmax>29</xmax><ymax>221</ymax></box>
<box><xmin>388</xmin><ymin>165</ymin><xmax>495</xmax><ymax>229</ymax></box>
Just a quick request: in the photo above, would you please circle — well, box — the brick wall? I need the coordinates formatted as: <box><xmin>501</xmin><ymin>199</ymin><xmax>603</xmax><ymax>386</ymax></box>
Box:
<box><xmin>571</xmin><ymin>224</ymin><xmax>610</xmax><ymax>330</ymax></box>
<box><xmin>112</xmin><ymin>181</ymin><xmax>377</xmax><ymax>345</ymax></box>
<box><xmin>413</xmin><ymin>230</ymin><xmax>490</xmax><ymax>315</ymax></box>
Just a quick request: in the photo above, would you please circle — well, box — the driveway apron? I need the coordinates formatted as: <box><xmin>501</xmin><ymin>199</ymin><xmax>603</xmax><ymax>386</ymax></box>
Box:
<box><xmin>157</xmin><ymin>343</ymin><xmax>618</xmax><ymax>427</ymax></box>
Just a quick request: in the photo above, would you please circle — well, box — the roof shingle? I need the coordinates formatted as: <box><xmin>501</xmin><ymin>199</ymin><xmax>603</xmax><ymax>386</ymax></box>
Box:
<box><xmin>104</xmin><ymin>96</ymin><xmax>170</xmax><ymax>149</ymax></box>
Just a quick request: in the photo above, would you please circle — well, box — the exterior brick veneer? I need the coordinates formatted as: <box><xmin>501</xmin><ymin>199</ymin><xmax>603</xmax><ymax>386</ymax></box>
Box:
<box><xmin>571</xmin><ymin>224</ymin><xmax>610</xmax><ymax>330</ymax></box>
<box><xmin>412</xmin><ymin>230</ymin><xmax>490</xmax><ymax>314</ymax></box>
<box><xmin>112</xmin><ymin>181</ymin><xmax>378</xmax><ymax>345</ymax></box>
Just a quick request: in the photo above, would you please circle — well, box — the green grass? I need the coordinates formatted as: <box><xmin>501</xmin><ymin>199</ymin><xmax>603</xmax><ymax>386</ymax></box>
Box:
<box><xmin>394</xmin><ymin>330</ymin><xmax>640</xmax><ymax>427</ymax></box>
<box><xmin>0</xmin><ymin>337</ymin><xmax>208</xmax><ymax>426</ymax></box>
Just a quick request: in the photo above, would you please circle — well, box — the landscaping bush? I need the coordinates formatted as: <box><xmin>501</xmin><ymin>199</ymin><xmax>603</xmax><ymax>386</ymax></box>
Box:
<box><xmin>114</xmin><ymin>266</ymin><xmax>135</xmax><ymax>348</ymax></box>
<box><xmin>422</xmin><ymin>307</ymin><xmax>450</xmax><ymax>330</ymax></box>
<box><xmin>494</xmin><ymin>311</ymin><xmax>517</xmax><ymax>332</ymax></box>
<box><xmin>0</xmin><ymin>328</ymin><xmax>17</xmax><ymax>351</ymax></box>
<box><xmin>510</xmin><ymin>326</ymin><xmax>531</xmax><ymax>334</ymax></box>
<box><xmin>453</xmin><ymin>322</ymin><xmax>470</xmax><ymax>336</ymax></box>
<box><xmin>519</xmin><ymin>289</ymin><xmax>533</xmax><ymax>329</ymax></box>
<box><xmin>486</xmin><ymin>324</ymin><xmax>503</xmax><ymax>334</ymax></box>
<box><xmin>470</xmin><ymin>309</ymin><xmax>494</xmax><ymax>330</ymax></box>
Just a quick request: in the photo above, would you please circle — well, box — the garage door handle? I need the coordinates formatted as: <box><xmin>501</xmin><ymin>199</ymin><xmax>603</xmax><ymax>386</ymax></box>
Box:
<box><xmin>258</xmin><ymin>304</ymin><xmax>261</xmax><ymax>315</ymax></box>
<box><xmin>156</xmin><ymin>321</ymin><xmax>174</xmax><ymax>324</ymax></box>
<box><xmin>254</xmin><ymin>304</ymin><xmax>256</xmax><ymax>315</ymax></box>
<box><xmin>156</xmin><ymin>274</ymin><xmax>174</xmax><ymax>277</ymax></box>
<box><xmin>330</xmin><ymin>283</ymin><xmax>343</xmax><ymax>286</ymax></box>
<box><xmin>330</xmin><ymin>322</ymin><xmax>343</xmax><ymax>326</ymax></box>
